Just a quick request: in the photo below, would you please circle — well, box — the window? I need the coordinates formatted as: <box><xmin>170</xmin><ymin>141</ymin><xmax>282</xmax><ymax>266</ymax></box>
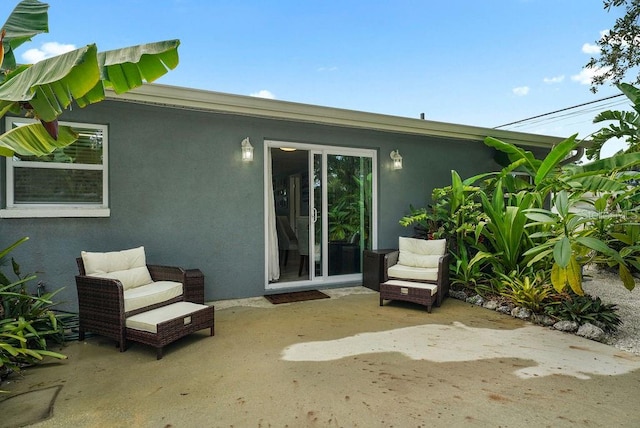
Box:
<box><xmin>2</xmin><ymin>118</ymin><xmax>109</xmax><ymax>218</ymax></box>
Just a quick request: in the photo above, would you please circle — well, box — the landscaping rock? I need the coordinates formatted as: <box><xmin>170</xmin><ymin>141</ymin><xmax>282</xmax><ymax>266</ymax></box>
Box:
<box><xmin>483</xmin><ymin>300</ymin><xmax>500</xmax><ymax>310</ymax></box>
<box><xmin>449</xmin><ymin>290</ymin><xmax>468</xmax><ymax>300</ymax></box>
<box><xmin>511</xmin><ymin>307</ymin><xmax>531</xmax><ymax>320</ymax></box>
<box><xmin>466</xmin><ymin>295</ymin><xmax>484</xmax><ymax>306</ymax></box>
<box><xmin>496</xmin><ymin>305</ymin><xmax>512</xmax><ymax>315</ymax></box>
<box><xmin>532</xmin><ymin>314</ymin><xmax>556</xmax><ymax>327</ymax></box>
<box><xmin>554</xmin><ymin>320</ymin><xmax>579</xmax><ymax>332</ymax></box>
<box><xmin>576</xmin><ymin>323</ymin><xmax>606</xmax><ymax>342</ymax></box>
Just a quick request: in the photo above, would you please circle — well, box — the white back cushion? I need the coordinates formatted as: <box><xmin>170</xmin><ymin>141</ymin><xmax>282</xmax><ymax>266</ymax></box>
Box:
<box><xmin>81</xmin><ymin>246</ymin><xmax>153</xmax><ymax>290</ymax></box>
<box><xmin>398</xmin><ymin>237</ymin><xmax>446</xmax><ymax>268</ymax></box>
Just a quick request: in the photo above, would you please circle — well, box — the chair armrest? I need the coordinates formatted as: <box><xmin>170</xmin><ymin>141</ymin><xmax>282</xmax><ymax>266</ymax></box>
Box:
<box><xmin>382</xmin><ymin>250</ymin><xmax>399</xmax><ymax>282</ymax></box>
<box><xmin>437</xmin><ymin>254</ymin><xmax>451</xmax><ymax>304</ymax></box>
<box><xmin>147</xmin><ymin>264</ymin><xmax>186</xmax><ymax>283</ymax></box>
<box><xmin>75</xmin><ymin>275</ymin><xmax>125</xmax><ymax>319</ymax></box>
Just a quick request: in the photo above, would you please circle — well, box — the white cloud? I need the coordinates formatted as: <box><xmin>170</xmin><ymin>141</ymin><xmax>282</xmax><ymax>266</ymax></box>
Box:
<box><xmin>581</xmin><ymin>30</ymin><xmax>611</xmax><ymax>55</ymax></box>
<box><xmin>543</xmin><ymin>75</ymin><xmax>565</xmax><ymax>84</ymax></box>
<box><xmin>250</xmin><ymin>89</ymin><xmax>276</xmax><ymax>99</ymax></box>
<box><xmin>571</xmin><ymin>66</ymin><xmax>610</xmax><ymax>85</ymax></box>
<box><xmin>512</xmin><ymin>86</ymin><xmax>530</xmax><ymax>96</ymax></box>
<box><xmin>582</xmin><ymin>43</ymin><xmax>600</xmax><ymax>54</ymax></box>
<box><xmin>21</xmin><ymin>42</ymin><xmax>76</xmax><ymax>63</ymax></box>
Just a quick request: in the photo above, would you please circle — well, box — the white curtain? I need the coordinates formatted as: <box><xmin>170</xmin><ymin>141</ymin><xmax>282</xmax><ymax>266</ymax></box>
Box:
<box><xmin>267</xmin><ymin>153</ymin><xmax>280</xmax><ymax>281</ymax></box>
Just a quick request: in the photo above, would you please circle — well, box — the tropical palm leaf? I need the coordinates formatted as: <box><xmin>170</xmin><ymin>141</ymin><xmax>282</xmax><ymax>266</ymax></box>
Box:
<box><xmin>617</xmin><ymin>82</ymin><xmax>640</xmax><ymax>108</ymax></box>
<box><xmin>0</xmin><ymin>1</ymin><xmax>180</xmax><ymax>157</ymax></box>
<box><xmin>484</xmin><ymin>136</ymin><xmax>542</xmax><ymax>175</ymax></box>
<box><xmin>75</xmin><ymin>39</ymin><xmax>180</xmax><ymax>106</ymax></box>
<box><xmin>0</xmin><ymin>44</ymin><xmax>100</xmax><ymax>122</ymax></box>
<box><xmin>566</xmin><ymin>152</ymin><xmax>640</xmax><ymax>173</ymax></box>
<box><xmin>0</xmin><ymin>122</ymin><xmax>77</xmax><ymax>156</ymax></box>
<box><xmin>534</xmin><ymin>134</ymin><xmax>578</xmax><ymax>186</ymax></box>
<box><xmin>102</xmin><ymin>40</ymin><xmax>180</xmax><ymax>92</ymax></box>
<box><xmin>0</xmin><ymin>0</ymin><xmax>49</xmax><ymax>71</ymax></box>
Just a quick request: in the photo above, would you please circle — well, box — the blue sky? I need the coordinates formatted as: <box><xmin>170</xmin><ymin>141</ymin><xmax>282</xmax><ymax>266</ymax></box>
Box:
<box><xmin>2</xmin><ymin>0</ymin><xmax>632</xmax><ymax>155</ymax></box>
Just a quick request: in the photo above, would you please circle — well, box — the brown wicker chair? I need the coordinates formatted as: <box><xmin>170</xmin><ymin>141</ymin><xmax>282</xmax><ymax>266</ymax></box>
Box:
<box><xmin>380</xmin><ymin>238</ymin><xmax>450</xmax><ymax>312</ymax></box>
<box><xmin>75</xmin><ymin>253</ymin><xmax>199</xmax><ymax>352</ymax></box>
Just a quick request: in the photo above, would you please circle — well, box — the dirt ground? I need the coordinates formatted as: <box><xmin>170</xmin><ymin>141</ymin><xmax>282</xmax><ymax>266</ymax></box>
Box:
<box><xmin>2</xmin><ymin>289</ymin><xmax>640</xmax><ymax>427</ymax></box>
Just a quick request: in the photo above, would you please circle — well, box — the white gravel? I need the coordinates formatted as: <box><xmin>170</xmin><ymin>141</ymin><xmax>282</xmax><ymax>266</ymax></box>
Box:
<box><xmin>582</xmin><ymin>265</ymin><xmax>640</xmax><ymax>355</ymax></box>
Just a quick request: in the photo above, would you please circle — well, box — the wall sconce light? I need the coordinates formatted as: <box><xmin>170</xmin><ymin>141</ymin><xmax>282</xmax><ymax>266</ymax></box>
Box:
<box><xmin>390</xmin><ymin>149</ymin><xmax>403</xmax><ymax>170</ymax></box>
<box><xmin>241</xmin><ymin>137</ymin><xmax>254</xmax><ymax>162</ymax></box>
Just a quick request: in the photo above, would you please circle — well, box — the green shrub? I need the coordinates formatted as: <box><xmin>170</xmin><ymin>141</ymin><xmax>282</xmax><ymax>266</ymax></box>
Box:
<box><xmin>499</xmin><ymin>271</ymin><xmax>555</xmax><ymax>313</ymax></box>
<box><xmin>544</xmin><ymin>293</ymin><xmax>622</xmax><ymax>333</ymax></box>
<box><xmin>1</xmin><ymin>238</ymin><xmax>67</xmax><ymax>387</ymax></box>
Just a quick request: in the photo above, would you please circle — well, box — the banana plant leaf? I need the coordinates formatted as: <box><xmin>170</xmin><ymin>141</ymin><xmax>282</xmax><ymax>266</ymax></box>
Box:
<box><xmin>0</xmin><ymin>122</ymin><xmax>77</xmax><ymax>157</ymax></box>
<box><xmin>101</xmin><ymin>40</ymin><xmax>180</xmax><ymax>92</ymax></box>
<box><xmin>0</xmin><ymin>44</ymin><xmax>100</xmax><ymax>122</ymax></box>
<box><xmin>534</xmin><ymin>134</ymin><xmax>578</xmax><ymax>186</ymax></box>
<box><xmin>0</xmin><ymin>39</ymin><xmax>180</xmax><ymax>156</ymax></box>
<box><xmin>565</xmin><ymin>152</ymin><xmax>640</xmax><ymax>174</ymax></box>
<box><xmin>484</xmin><ymin>136</ymin><xmax>542</xmax><ymax>174</ymax></box>
<box><xmin>558</xmin><ymin>171</ymin><xmax>629</xmax><ymax>193</ymax></box>
<box><xmin>617</xmin><ymin>82</ymin><xmax>640</xmax><ymax>108</ymax></box>
<box><xmin>0</xmin><ymin>0</ymin><xmax>49</xmax><ymax>71</ymax></box>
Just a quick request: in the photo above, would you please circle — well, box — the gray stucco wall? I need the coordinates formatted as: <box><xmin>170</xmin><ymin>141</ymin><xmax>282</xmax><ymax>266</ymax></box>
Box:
<box><xmin>0</xmin><ymin>99</ymin><xmax>532</xmax><ymax>311</ymax></box>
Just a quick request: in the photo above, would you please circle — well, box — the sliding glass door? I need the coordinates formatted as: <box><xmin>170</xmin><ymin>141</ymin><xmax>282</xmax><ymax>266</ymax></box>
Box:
<box><xmin>266</xmin><ymin>142</ymin><xmax>376</xmax><ymax>289</ymax></box>
<box><xmin>323</xmin><ymin>152</ymin><xmax>373</xmax><ymax>276</ymax></box>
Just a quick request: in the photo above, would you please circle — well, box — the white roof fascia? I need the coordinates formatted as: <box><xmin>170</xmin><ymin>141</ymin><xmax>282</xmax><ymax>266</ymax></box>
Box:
<box><xmin>106</xmin><ymin>83</ymin><xmax>565</xmax><ymax>148</ymax></box>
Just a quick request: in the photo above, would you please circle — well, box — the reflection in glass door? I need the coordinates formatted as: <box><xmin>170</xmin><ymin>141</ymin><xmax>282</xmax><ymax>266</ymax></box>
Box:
<box><xmin>267</xmin><ymin>142</ymin><xmax>376</xmax><ymax>289</ymax></box>
<box><xmin>322</xmin><ymin>153</ymin><xmax>373</xmax><ymax>276</ymax></box>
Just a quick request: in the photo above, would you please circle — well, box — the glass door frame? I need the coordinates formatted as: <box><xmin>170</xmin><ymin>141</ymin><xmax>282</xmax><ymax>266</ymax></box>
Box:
<box><xmin>264</xmin><ymin>140</ymin><xmax>378</xmax><ymax>291</ymax></box>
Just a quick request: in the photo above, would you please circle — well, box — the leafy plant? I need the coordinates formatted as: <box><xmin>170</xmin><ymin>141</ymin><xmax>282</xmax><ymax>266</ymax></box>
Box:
<box><xmin>473</xmin><ymin>185</ymin><xmax>541</xmax><ymax>275</ymax></box>
<box><xmin>544</xmin><ymin>293</ymin><xmax>623</xmax><ymax>333</ymax></box>
<box><xmin>524</xmin><ymin>190</ymin><xmax>635</xmax><ymax>293</ymax></box>
<box><xmin>1</xmin><ymin>237</ymin><xmax>67</xmax><ymax>387</ymax></box>
<box><xmin>401</xmin><ymin>85</ymin><xmax>640</xmax><ymax>301</ymax></box>
<box><xmin>499</xmin><ymin>271</ymin><xmax>555</xmax><ymax>313</ymax></box>
<box><xmin>450</xmin><ymin>243</ymin><xmax>487</xmax><ymax>290</ymax></box>
<box><xmin>0</xmin><ymin>0</ymin><xmax>180</xmax><ymax>158</ymax></box>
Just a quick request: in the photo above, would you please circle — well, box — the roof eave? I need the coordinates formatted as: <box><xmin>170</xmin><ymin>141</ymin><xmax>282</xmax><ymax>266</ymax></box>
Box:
<box><xmin>106</xmin><ymin>83</ymin><xmax>565</xmax><ymax>148</ymax></box>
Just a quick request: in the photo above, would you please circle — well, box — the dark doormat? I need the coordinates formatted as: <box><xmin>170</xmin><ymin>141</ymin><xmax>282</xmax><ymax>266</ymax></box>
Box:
<box><xmin>0</xmin><ymin>384</ymin><xmax>62</xmax><ymax>428</ymax></box>
<box><xmin>264</xmin><ymin>290</ymin><xmax>330</xmax><ymax>304</ymax></box>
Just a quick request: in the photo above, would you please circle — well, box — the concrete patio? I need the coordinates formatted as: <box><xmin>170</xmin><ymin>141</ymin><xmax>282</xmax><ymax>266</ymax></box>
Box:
<box><xmin>3</xmin><ymin>287</ymin><xmax>640</xmax><ymax>427</ymax></box>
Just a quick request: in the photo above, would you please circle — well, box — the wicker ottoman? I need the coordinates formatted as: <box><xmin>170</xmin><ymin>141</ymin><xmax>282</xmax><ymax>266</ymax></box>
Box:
<box><xmin>126</xmin><ymin>302</ymin><xmax>214</xmax><ymax>359</ymax></box>
<box><xmin>379</xmin><ymin>279</ymin><xmax>438</xmax><ymax>313</ymax></box>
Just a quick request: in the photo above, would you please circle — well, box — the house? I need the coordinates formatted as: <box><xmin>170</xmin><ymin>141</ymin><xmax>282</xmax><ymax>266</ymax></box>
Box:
<box><xmin>0</xmin><ymin>83</ymin><xmax>563</xmax><ymax>311</ymax></box>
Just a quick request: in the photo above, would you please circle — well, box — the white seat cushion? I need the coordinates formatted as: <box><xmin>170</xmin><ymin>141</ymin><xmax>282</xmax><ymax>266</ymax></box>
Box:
<box><xmin>87</xmin><ymin>266</ymin><xmax>153</xmax><ymax>291</ymax></box>
<box><xmin>81</xmin><ymin>246</ymin><xmax>153</xmax><ymax>290</ymax></box>
<box><xmin>126</xmin><ymin>302</ymin><xmax>208</xmax><ymax>333</ymax></box>
<box><xmin>124</xmin><ymin>281</ymin><xmax>183</xmax><ymax>313</ymax></box>
<box><xmin>399</xmin><ymin>237</ymin><xmax>446</xmax><ymax>255</ymax></box>
<box><xmin>382</xmin><ymin>279</ymin><xmax>438</xmax><ymax>293</ymax></box>
<box><xmin>398</xmin><ymin>238</ymin><xmax>446</xmax><ymax>268</ymax></box>
<box><xmin>388</xmin><ymin>263</ymin><xmax>439</xmax><ymax>282</ymax></box>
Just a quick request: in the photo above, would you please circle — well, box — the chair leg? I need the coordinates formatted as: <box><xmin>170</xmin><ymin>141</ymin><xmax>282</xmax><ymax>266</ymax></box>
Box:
<box><xmin>119</xmin><ymin>333</ymin><xmax>127</xmax><ymax>352</ymax></box>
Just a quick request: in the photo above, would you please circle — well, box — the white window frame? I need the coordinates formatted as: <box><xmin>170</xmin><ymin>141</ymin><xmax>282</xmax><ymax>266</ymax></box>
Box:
<box><xmin>1</xmin><ymin>118</ymin><xmax>110</xmax><ymax>218</ymax></box>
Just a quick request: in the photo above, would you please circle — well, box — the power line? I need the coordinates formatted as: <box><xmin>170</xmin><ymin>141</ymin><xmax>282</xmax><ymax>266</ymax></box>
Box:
<box><xmin>493</xmin><ymin>93</ymin><xmax>626</xmax><ymax>129</ymax></box>
<box><xmin>506</xmin><ymin>98</ymin><xmax>627</xmax><ymax>129</ymax></box>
